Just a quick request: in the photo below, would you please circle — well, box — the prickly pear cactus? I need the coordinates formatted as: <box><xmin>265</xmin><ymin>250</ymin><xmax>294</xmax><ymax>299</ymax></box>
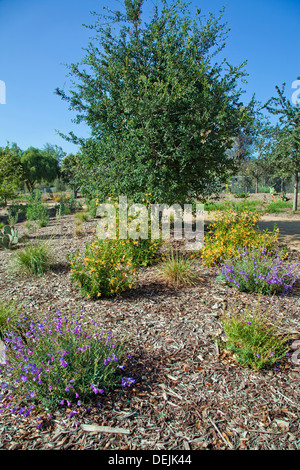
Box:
<box><xmin>0</xmin><ymin>225</ymin><xmax>18</xmax><ymax>249</ymax></box>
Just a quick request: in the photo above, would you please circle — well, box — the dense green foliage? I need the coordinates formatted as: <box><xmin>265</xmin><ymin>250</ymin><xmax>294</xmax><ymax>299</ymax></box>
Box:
<box><xmin>56</xmin><ymin>0</ymin><xmax>253</xmax><ymax>204</ymax></box>
<box><xmin>264</xmin><ymin>82</ymin><xmax>300</xmax><ymax>210</ymax></box>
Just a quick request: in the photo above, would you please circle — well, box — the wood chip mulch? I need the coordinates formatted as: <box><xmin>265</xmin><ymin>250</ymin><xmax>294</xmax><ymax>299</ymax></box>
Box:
<box><xmin>0</xmin><ymin>212</ymin><xmax>299</xmax><ymax>451</ymax></box>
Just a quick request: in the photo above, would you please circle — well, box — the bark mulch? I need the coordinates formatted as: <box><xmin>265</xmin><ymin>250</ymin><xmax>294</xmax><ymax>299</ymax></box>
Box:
<box><xmin>0</xmin><ymin>212</ymin><xmax>299</xmax><ymax>451</ymax></box>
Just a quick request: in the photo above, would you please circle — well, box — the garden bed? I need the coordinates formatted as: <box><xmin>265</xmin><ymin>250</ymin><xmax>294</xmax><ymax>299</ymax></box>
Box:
<box><xmin>0</xmin><ymin>211</ymin><xmax>299</xmax><ymax>450</ymax></box>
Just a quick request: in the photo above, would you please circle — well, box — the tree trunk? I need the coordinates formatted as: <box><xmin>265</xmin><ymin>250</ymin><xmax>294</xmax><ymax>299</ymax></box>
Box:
<box><xmin>255</xmin><ymin>179</ymin><xmax>258</xmax><ymax>194</ymax></box>
<box><xmin>293</xmin><ymin>170</ymin><xmax>298</xmax><ymax>212</ymax></box>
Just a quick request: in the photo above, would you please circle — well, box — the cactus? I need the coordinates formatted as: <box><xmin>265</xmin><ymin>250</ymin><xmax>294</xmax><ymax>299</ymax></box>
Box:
<box><xmin>0</xmin><ymin>225</ymin><xmax>18</xmax><ymax>249</ymax></box>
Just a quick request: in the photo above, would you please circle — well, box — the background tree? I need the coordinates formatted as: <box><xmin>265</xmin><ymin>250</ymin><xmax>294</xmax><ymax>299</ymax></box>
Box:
<box><xmin>0</xmin><ymin>144</ymin><xmax>21</xmax><ymax>205</ymax></box>
<box><xmin>43</xmin><ymin>143</ymin><xmax>65</xmax><ymax>166</ymax></box>
<box><xmin>264</xmin><ymin>81</ymin><xmax>300</xmax><ymax>210</ymax></box>
<box><xmin>19</xmin><ymin>146</ymin><xmax>60</xmax><ymax>193</ymax></box>
<box><xmin>61</xmin><ymin>153</ymin><xmax>81</xmax><ymax>197</ymax></box>
<box><xmin>56</xmin><ymin>0</ymin><xmax>252</xmax><ymax>204</ymax></box>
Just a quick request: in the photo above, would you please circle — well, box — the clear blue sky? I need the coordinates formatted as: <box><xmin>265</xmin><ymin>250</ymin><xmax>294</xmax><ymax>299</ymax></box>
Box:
<box><xmin>0</xmin><ymin>0</ymin><xmax>299</xmax><ymax>155</ymax></box>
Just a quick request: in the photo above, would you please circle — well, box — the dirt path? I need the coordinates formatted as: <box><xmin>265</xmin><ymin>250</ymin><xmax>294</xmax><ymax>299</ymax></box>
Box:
<box><xmin>258</xmin><ymin>214</ymin><xmax>300</xmax><ymax>251</ymax></box>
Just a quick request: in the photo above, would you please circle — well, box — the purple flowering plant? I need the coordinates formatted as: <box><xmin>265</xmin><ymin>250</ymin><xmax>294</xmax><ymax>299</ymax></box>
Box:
<box><xmin>220</xmin><ymin>246</ymin><xmax>300</xmax><ymax>295</ymax></box>
<box><xmin>0</xmin><ymin>309</ymin><xmax>135</xmax><ymax>415</ymax></box>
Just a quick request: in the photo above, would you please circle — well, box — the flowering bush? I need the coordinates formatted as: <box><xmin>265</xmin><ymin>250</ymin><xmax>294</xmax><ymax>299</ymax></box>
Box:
<box><xmin>220</xmin><ymin>247</ymin><xmax>299</xmax><ymax>295</ymax></box>
<box><xmin>201</xmin><ymin>207</ymin><xmax>279</xmax><ymax>267</ymax></box>
<box><xmin>220</xmin><ymin>303</ymin><xmax>291</xmax><ymax>370</ymax></box>
<box><xmin>0</xmin><ymin>310</ymin><xmax>134</xmax><ymax>415</ymax></box>
<box><xmin>68</xmin><ymin>199</ymin><xmax>161</xmax><ymax>298</ymax></box>
<box><xmin>68</xmin><ymin>238</ymin><xmax>138</xmax><ymax>298</ymax></box>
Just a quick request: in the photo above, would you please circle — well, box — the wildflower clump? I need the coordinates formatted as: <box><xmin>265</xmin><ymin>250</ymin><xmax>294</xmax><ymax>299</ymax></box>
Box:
<box><xmin>220</xmin><ymin>247</ymin><xmax>299</xmax><ymax>295</ymax></box>
<box><xmin>201</xmin><ymin>206</ymin><xmax>279</xmax><ymax>267</ymax></box>
<box><xmin>68</xmin><ymin>200</ymin><xmax>161</xmax><ymax>299</ymax></box>
<box><xmin>68</xmin><ymin>238</ymin><xmax>138</xmax><ymax>298</ymax></box>
<box><xmin>220</xmin><ymin>303</ymin><xmax>291</xmax><ymax>371</ymax></box>
<box><xmin>0</xmin><ymin>310</ymin><xmax>135</xmax><ymax>415</ymax></box>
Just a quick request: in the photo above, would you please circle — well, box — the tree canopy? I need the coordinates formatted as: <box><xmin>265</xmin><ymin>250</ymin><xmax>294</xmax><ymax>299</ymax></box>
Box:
<box><xmin>0</xmin><ymin>143</ymin><xmax>61</xmax><ymax>198</ymax></box>
<box><xmin>0</xmin><ymin>145</ymin><xmax>21</xmax><ymax>204</ymax></box>
<box><xmin>264</xmin><ymin>81</ymin><xmax>300</xmax><ymax>210</ymax></box>
<box><xmin>19</xmin><ymin>146</ymin><xmax>60</xmax><ymax>193</ymax></box>
<box><xmin>56</xmin><ymin>0</ymin><xmax>253</xmax><ymax>204</ymax></box>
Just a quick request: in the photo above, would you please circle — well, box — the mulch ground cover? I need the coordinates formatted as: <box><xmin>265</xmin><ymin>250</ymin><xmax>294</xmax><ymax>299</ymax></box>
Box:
<box><xmin>0</xmin><ymin>207</ymin><xmax>299</xmax><ymax>450</ymax></box>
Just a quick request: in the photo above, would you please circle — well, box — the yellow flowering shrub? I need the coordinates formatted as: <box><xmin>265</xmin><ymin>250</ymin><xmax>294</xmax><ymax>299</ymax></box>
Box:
<box><xmin>201</xmin><ymin>207</ymin><xmax>279</xmax><ymax>267</ymax></box>
<box><xmin>68</xmin><ymin>200</ymin><xmax>162</xmax><ymax>298</ymax></box>
<box><xmin>68</xmin><ymin>238</ymin><xmax>138</xmax><ymax>298</ymax></box>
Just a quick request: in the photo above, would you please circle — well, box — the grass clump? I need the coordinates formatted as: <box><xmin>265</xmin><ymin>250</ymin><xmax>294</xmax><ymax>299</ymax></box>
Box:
<box><xmin>265</xmin><ymin>201</ymin><xmax>293</xmax><ymax>213</ymax></box>
<box><xmin>220</xmin><ymin>302</ymin><xmax>291</xmax><ymax>371</ymax></box>
<box><xmin>11</xmin><ymin>240</ymin><xmax>54</xmax><ymax>275</ymax></box>
<box><xmin>74</xmin><ymin>211</ymin><xmax>90</xmax><ymax>223</ymax></box>
<box><xmin>0</xmin><ymin>299</ymin><xmax>23</xmax><ymax>339</ymax></box>
<box><xmin>157</xmin><ymin>250</ymin><xmax>198</xmax><ymax>286</ymax></box>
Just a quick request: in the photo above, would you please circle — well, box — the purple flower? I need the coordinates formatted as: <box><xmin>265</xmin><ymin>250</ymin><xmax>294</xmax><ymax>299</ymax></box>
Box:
<box><xmin>91</xmin><ymin>384</ymin><xmax>104</xmax><ymax>394</ymax></box>
<box><xmin>122</xmin><ymin>377</ymin><xmax>135</xmax><ymax>387</ymax></box>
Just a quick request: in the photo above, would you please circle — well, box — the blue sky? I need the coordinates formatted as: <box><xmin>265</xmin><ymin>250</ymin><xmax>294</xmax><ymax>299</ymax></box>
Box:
<box><xmin>0</xmin><ymin>0</ymin><xmax>299</xmax><ymax>155</ymax></box>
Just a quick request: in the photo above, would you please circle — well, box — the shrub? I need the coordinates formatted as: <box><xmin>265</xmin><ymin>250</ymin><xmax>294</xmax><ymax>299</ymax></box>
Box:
<box><xmin>219</xmin><ymin>247</ymin><xmax>300</xmax><ymax>295</ymax></box>
<box><xmin>68</xmin><ymin>238</ymin><xmax>138</xmax><ymax>298</ymax></box>
<box><xmin>11</xmin><ymin>240</ymin><xmax>54</xmax><ymax>275</ymax></box>
<box><xmin>233</xmin><ymin>192</ymin><xmax>249</xmax><ymax>199</ymax></box>
<box><xmin>201</xmin><ymin>207</ymin><xmax>279</xmax><ymax>267</ymax></box>
<box><xmin>74</xmin><ymin>211</ymin><xmax>90</xmax><ymax>223</ymax></box>
<box><xmin>87</xmin><ymin>199</ymin><xmax>97</xmax><ymax>218</ymax></box>
<box><xmin>0</xmin><ymin>309</ymin><xmax>134</xmax><ymax>414</ymax></box>
<box><xmin>220</xmin><ymin>303</ymin><xmax>291</xmax><ymax>370</ymax></box>
<box><xmin>128</xmin><ymin>237</ymin><xmax>161</xmax><ymax>267</ymax></box>
<box><xmin>96</xmin><ymin>200</ymin><xmax>161</xmax><ymax>267</ymax></box>
<box><xmin>26</xmin><ymin>191</ymin><xmax>49</xmax><ymax>225</ymax></box>
<box><xmin>157</xmin><ymin>250</ymin><xmax>198</xmax><ymax>285</ymax></box>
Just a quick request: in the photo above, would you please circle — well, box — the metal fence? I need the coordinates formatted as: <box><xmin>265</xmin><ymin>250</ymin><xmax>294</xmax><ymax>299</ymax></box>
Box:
<box><xmin>230</xmin><ymin>175</ymin><xmax>294</xmax><ymax>194</ymax></box>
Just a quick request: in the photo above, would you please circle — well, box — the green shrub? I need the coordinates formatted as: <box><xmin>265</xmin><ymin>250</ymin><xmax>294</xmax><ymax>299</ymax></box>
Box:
<box><xmin>26</xmin><ymin>191</ymin><xmax>49</xmax><ymax>225</ymax></box>
<box><xmin>220</xmin><ymin>303</ymin><xmax>291</xmax><ymax>371</ymax></box>
<box><xmin>74</xmin><ymin>211</ymin><xmax>90</xmax><ymax>223</ymax></box>
<box><xmin>68</xmin><ymin>238</ymin><xmax>137</xmax><ymax>298</ymax></box>
<box><xmin>265</xmin><ymin>201</ymin><xmax>293</xmax><ymax>213</ymax></box>
<box><xmin>87</xmin><ymin>199</ymin><xmax>97</xmax><ymax>218</ymax></box>
<box><xmin>233</xmin><ymin>192</ymin><xmax>249</xmax><ymax>199</ymax></box>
